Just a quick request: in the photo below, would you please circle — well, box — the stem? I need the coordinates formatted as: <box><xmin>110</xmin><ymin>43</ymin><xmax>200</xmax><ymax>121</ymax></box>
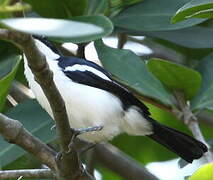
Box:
<box><xmin>0</xmin><ymin>169</ymin><xmax>53</xmax><ymax>179</ymax></box>
<box><xmin>174</xmin><ymin>91</ymin><xmax>213</xmax><ymax>162</ymax></box>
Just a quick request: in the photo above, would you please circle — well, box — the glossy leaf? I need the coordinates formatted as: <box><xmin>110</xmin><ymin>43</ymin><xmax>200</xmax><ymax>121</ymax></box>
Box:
<box><xmin>191</xmin><ymin>53</ymin><xmax>213</xmax><ymax>111</ymax></box>
<box><xmin>0</xmin><ymin>100</ymin><xmax>54</xmax><ymax>167</ymax></box>
<box><xmin>0</xmin><ymin>16</ymin><xmax>113</xmax><ymax>43</ymax></box>
<box><xmin>147</xmin><ymin>58</ymin><xmax>201</xmax><ymax>100</ymax></box>
<box><xmin>0</xmin><ymin>40</ymin><xmax>20</xmax><ymax>57</ymax></box>
<box><xmin>172</xmin><ymin>0</ymin><xmax>213</xmax><ymax>23</ymax></box>
<box><xmin>86</xmin><ymin>0</ymin><xmax>109</xmax><ymax>15</ymax></box>
<box><xmin>23</xmin><ymin>0</ymin><xmax>87</xmax><ymax>18</ymax></box>
<box><xmin>112</xmin><ymin>0</ymin><xmax>205</xmax><ymax>32</ymax></box>
<box><xmin>124</xmin><ymin>26</ymin><xmax>213</xmax><ymax>49</ymax></box>
<box><xmin>0</xmin><ymin>3</ymin><xmax>31</xmax><ymax>13</ymax></box>
<box><xmin>189</xmin><ymin>163</ymin><xmax>213</xmax><ymax>180</ymax></box>
<box><xmin>0</xmin><ymin>55</ymin><xmax>21</xmax><ymax>111</ymax></box>
<box><xmin>94</xmin><ymin>39</ymin><xmax>173</xmax><ymax>106</ymax></box>
<box><xmin>109</xmin><ymin>0</ymin><xmax>143</xmax><ymax>17</ymax></box>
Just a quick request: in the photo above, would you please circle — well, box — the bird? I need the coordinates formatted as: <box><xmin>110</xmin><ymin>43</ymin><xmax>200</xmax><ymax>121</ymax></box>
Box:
<box><xmin>23</xmin><ymin>35</ymin><xmax>207</xmax><ymax>163</ymax></box>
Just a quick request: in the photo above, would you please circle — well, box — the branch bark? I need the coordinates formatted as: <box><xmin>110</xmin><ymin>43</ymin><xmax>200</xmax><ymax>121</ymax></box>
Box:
<box><xmin>95</xmin><ymin>143</ymin><xmax>158</xmax><ymax>180</ymax></box>
<box><xmin>0</xmin><ymin>169</ymin><xmax>53</xmax><ymax>179</ymax></box>
<box><xmin>174</xmin><ymin>91</ymin><xmax>213</xmax><ymax>162</ymax></box>
<box><xmin>0</xmin><ymin>113</ymin><xmax>57</xmax><ymax>171</ymax></box>
<box><xmin>0</xmin><ymin>29</ymin><xmax>92</xmax><ymax>180</ymax></box>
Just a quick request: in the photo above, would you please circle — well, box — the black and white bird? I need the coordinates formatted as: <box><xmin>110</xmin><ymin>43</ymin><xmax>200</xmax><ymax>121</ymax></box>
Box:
<box><xmin>24</xmin><ymin>36</ymin><xmax>207</xmax><ymax>163</ymax></box>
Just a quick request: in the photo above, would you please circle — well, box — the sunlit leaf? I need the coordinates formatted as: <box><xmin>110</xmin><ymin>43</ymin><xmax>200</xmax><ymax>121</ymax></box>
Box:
<box><xmin>0</xmin><ymin>3</ymin><xmax>31</xmax><ymax>13</ymax></box>
<box><xmin>0</xmin><ymin>16</ymin><xmax>113</xmax><ymax>43</ymax></box>
<box><xmin>189</xmin><ymin>163</ymin><xmax>213</xmax><ymax>180</ymax></box>
<box><xmin>0</xmin><ymin>55</ymin><xmax>21</xmax><ymax>111</ymax></box>
<box><xmin>95</xmin><ymin>39</ymin><xmax>173</xmax><ymax>106</ymax></box>
<box><xmin>147</xmin><ymin>58</ymin><xmax>201</xmax><ymax>99</ymax></box>
<box><xmin>172</xmin><ymin>0</ymin><xmax>213</xmax><ymax>23</ymax></box>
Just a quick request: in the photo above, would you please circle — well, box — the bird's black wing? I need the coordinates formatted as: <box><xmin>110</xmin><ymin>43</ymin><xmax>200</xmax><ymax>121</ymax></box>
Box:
<box><xmin>58</xmin><ymin>56</ymin><xmax>150</xmax><ymax>116</ymax></box>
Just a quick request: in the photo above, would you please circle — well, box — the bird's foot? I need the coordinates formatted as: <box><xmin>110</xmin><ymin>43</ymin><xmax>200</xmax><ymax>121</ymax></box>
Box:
<box><xmin>67</xmin><ymin>126</ymin><xmax>103</xmax><ymax>153</ymax></box>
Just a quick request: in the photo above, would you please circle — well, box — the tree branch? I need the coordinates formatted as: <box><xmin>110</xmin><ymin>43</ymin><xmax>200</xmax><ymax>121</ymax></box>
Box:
<box><xmin>0</xmin><ymin>28</ymin><xmax>92</xmax><ymax>179</ymax></box>
<box><xmin>9</xmin><ymin>81</ymin><xmax>34</xmax><ymax>103</ymax></box>
<box><xmin>95</xmin><ymin>143</ymin><xmax>158</xmax><ymax>180</ymax></box>
<box><xmin>0</xmin><ymin>113</ymin><xmax>57</xmax><ymax>171</ymax></box>
<box><xmin>174</xmin><ymin>91</ymin><xmax>213</xmax><ymax>162</ymax></box>
<box><xmin>0</xmin><ymin>169</ymin><xmax>53</xmax><ymax>179</ymax></box>
<box><xmin>117</xmin><ymin>33</ymin><xmax>127</xmax><ymax>49</ymax></box>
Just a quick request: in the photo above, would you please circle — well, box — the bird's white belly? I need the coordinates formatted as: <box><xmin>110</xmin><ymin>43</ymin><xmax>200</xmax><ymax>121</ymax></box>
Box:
<box><xmin>24</xmin><ymin>59</ymin><xmax>124</xmax><ymax>142</ymax></box>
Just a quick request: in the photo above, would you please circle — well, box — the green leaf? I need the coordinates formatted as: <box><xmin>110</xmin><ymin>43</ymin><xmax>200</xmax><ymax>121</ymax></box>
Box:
<box><xmin>109</xmin><ymin>0</ymin><xmax>143</xmax><ymax>17</ymax></box>
<box><xmin>172</xmin><ymin>0</ymin><xmax>213</xmax><ymax>23</ymax></box>
<box><xmin>0</xmin><ymin>100</ymin><xmax>54</xmax><ymax>167</ymax></box>
<box><xmin>94</xmin><ymin>39</ymin><xmax>173</xmax><ymax>106</ymax></box>
<box><xmin>0</xmin><ymin>1</ymin><xmax>11</xmax><ymax>18</ymax></box>
<box><xmin>0</xmin><ymin>40</ymin><xmax>20</xmax><ymax>57</ymax></box>
<box><xmin>189</xmin><ymin>163</ymin><xmax>213</xmax><ymax>180</ymax></box>
<box><xmin>23</xmin><ymin>0</ymin><xmax>87</xmax><ymax>18</ymax></box>
<box><xmin>151</xmin><ymin>26</ymin><xmax>213</xmax><ymax>49</ymax></box>
<box><xmin>191</xmin><ymin>53</ymin><xmax>213</xmax><ymax>111</ymax></box>
<box><xmin>0</xmin><ymin>16</ymin><xmax>113</xmax><ymax>43</ymax></box>
<box><xmin>0</xmin><ymin>3</ymin><xmax>31</xmax><ymax>13</ymax></box>
<box><xmin>86</xmin><ymin>0</ymin><xmax>109</xmax><ymax>15</ymax></box>
<box><xmin>147</xmin><ymin>58</ymin><xmax>201</xmax><ymax>100</ymax></box>
<box><xmin>112</xmin><ymin>0</ymin><xmax>205</xmax><ymax>32</ymax></box>
<box><xmin>0</xmin><ymin>55</ymin><xmax>21</xmax><ymax>112</ymax></box>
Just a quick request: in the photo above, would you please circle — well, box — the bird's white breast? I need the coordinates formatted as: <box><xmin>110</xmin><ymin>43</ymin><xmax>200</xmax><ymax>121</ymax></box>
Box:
<box><xmin>24</xmin><ymin>56</ymin><xmax>127</xmax><ymax>142</ymax></box>
<box><xmin>23</xmin><ymin>39</ymin><xmax>152</xmax><ymax>142</ymax></box>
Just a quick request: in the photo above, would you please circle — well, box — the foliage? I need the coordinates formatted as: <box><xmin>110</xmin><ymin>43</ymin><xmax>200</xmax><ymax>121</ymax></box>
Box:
<box><xmin>0</xmin><ymin>0</ymin><xmax>213</xmax><ymax>179</ymax></box>
<box><xmin>189</xmin><ymin>163</ymin><xmax>213</xmax><ymax>180</ymax></box>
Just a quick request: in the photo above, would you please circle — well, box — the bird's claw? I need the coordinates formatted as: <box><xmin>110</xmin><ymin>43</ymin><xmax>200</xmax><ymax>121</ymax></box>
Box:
<box><xmin>67</xmin><ymin>125</ymin><xmax>103</xmax><ymax>153</ymax></box>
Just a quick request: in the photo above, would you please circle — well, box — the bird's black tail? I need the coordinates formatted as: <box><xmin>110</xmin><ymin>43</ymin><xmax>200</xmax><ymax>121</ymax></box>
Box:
<box><xmin>147</xmin><ymin>118</ymin><xmax>208</xmax><ymax>163</ymax></box>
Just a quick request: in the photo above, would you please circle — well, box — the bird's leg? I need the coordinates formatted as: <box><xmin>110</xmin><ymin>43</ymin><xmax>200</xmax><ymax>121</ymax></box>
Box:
<box><xmin>79</xmin><ymin>143</ymin><xmax>96</xmax><ymax>155</ymax></box>
<box><xmin>67</xmin><ymin>126</ymin><xmax>103</xmax><ymax>153</ymax></box>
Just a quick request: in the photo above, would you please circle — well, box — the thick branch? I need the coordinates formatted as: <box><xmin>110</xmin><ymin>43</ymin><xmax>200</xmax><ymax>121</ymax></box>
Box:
<box><xmin>95</xmin><ymin>143</ymin><xmax>158</xmax><ymax>180</ymax></box>
<box><xmin>174</xmin><ymin>91</ymin><xmax>213</xmax><ymax>162</ymax></box>
<box><xmin>0</xmin><ymin>169</ymin><xmax>53</xmax><ymax>179</ymax></box>
<box><xmin>0</xmin><ymin>29</ymin><xmax>90</xmax><ymax>179</ymax></box>
<box><xmin>0</xmin><ymin>113</ymin><xmax>57</xmax><ymax>170</ymax></box>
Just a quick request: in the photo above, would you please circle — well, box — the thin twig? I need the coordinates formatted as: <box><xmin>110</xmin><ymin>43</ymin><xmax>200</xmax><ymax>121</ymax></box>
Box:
<box><xmin>77</xmin><ymin>43</ymin><xmax>87</xmax><ymax>59</ymax></box>
<box><xmin>174</xmin><ymin>91</ymin><xmax>213</xmax><ymax>162</ymax></box>
<box><xmin>9</xmin><ymin>81</ymin><xmax>34</xmax><ymax>103</ymax></box>
<box><xmin>117</xmin><ymin>33</ymin><xmax>127</xmax><ymax>49</ymax></box>
<box><xmin>0</xmin><ymin>113</ymin><xmax>57</xmax><ymax>170</ymax></box>
<box><xmin>0</xmin><ymin>169</ymin><xmax>53</xmax><ymax>179</ymax></box>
